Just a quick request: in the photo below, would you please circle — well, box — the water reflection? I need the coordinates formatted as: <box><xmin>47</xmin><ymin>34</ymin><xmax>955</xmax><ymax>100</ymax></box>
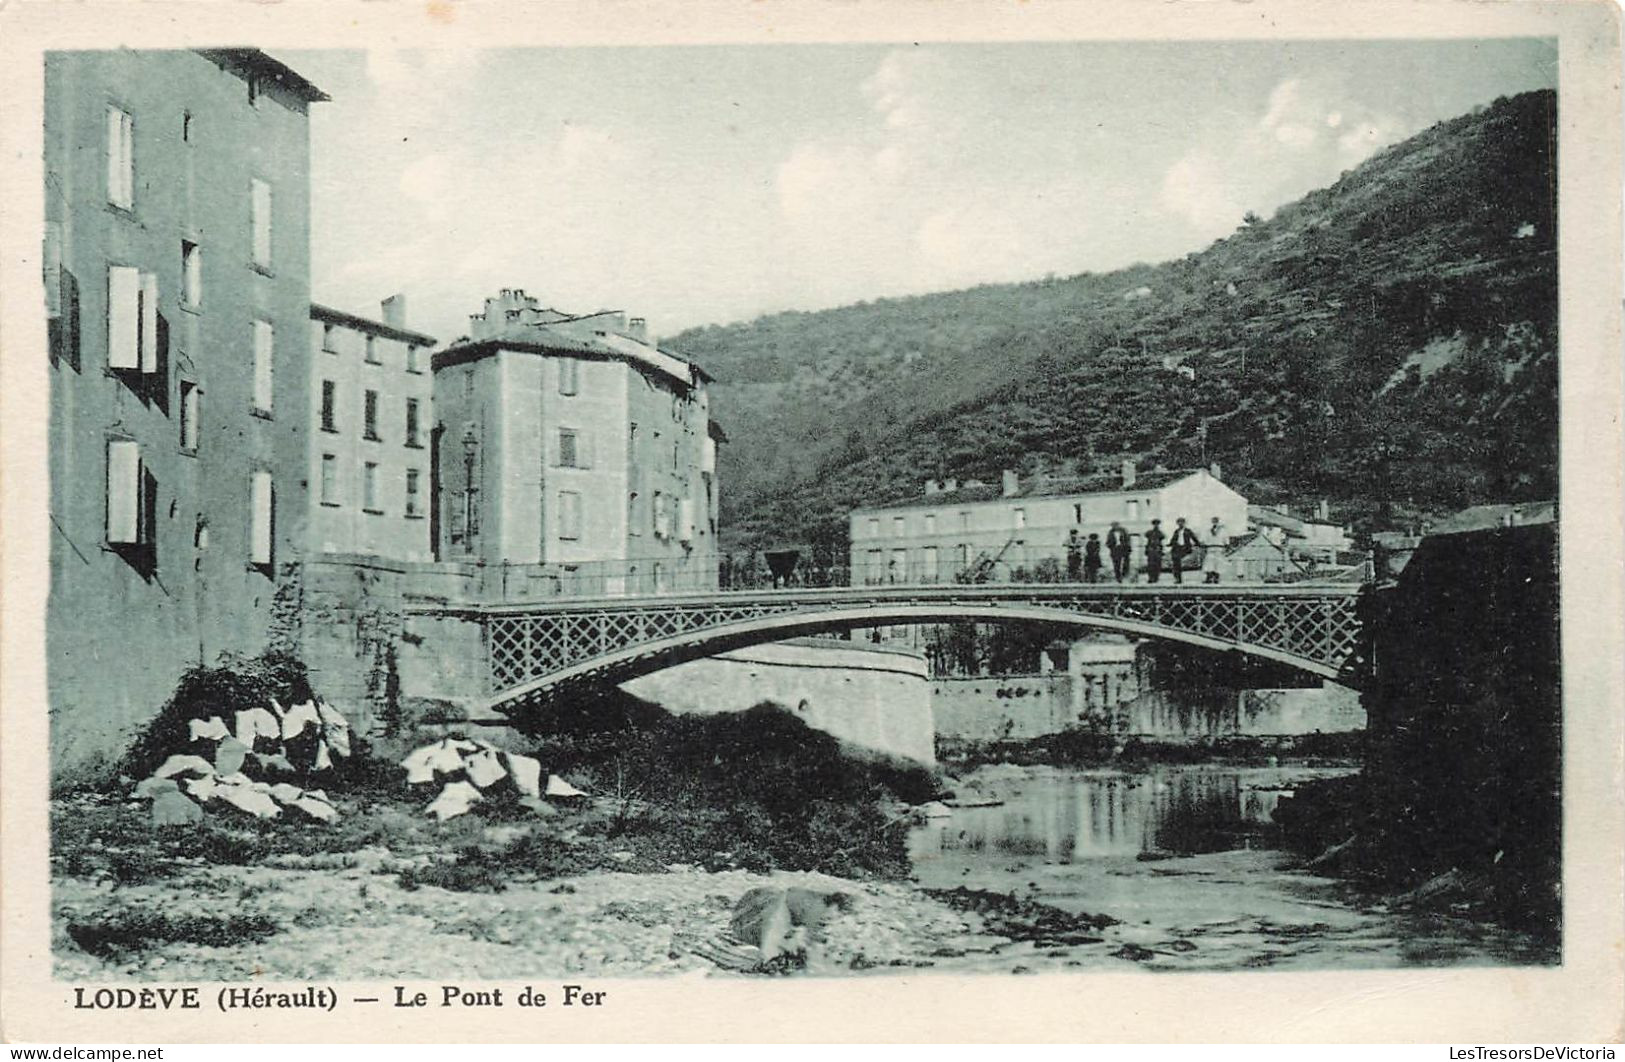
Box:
<box><xmin>909</xmin><ymin>767</ymin><xmax>1332</xmax><ymax>863</ymax></box>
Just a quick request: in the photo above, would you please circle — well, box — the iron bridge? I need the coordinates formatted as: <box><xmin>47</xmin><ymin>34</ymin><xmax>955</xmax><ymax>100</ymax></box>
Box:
<box><xmin>415</xmin><ymin>583</ymin><xmax>1368</xmax><ymax>716</ymax></box>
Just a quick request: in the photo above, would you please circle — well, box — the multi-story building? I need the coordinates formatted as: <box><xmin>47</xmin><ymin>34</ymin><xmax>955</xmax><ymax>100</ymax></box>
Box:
<box><xmin>307</xmin><ymin>298</ymin><xmax>437</xmax><ymax>561</ymax></box>
<box><xmin>848</xmin><ymin>463</ymin><xmax>1247</xmax><ymax>584</ymax></box>
<box><xmin>44</xmin><ymin>49</ymin><xmax>326</xmax><ymax>766</ymax></box>
<box><xmin>431</xmin><ymin>289</ymin><xmax>720</xmax><ymax>594</ymax></box>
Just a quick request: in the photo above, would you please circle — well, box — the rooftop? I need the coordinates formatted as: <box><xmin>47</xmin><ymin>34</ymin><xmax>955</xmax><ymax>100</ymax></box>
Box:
<box><xmin>310</xmin><ymin>303</ymin><xmax>436</xmax><ymax>347</ymax></box>
<box><xmin>853</xmin><ymin>468</ymin><xmax>1205</xmax><ymax>513</ymax></box>
<box><xmin>431</xmin><ymin>320</ymin><xmax>711</xmax><ymax>389</ymax></box>
<box><xmin>196</xmin><ymin>49</ymin><xmax>329</xmax><ymax>103</ymax></box>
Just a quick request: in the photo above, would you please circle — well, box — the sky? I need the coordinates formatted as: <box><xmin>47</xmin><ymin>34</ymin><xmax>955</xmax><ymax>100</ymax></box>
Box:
<box><xmin>282</xmin><ymin>39</ymin><xmax>1557</xmax><ymax>345</ymax></box>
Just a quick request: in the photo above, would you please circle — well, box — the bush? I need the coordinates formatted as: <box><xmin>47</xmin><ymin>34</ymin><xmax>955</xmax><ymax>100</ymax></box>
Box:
<box><xmin>123</xmin><ymin>651</ymin><xmax>319</xmax><ymax>781</ymax></box>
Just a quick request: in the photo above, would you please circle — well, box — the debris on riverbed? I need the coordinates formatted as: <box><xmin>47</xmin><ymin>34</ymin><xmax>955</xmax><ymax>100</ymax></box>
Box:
<box><xmin>923</xmin><ymin>886</ymin><xmax>1117</xmax><ymax>947</ymax></box>
<box><xmin>401</xmin><ymin>737</ymin><xmax>587</xmax><ymax>820</ymax></box>
<box><xmin>132</xmin><ymin>698</ymin><xmax>351</xmax><ymax>824</ymax></box>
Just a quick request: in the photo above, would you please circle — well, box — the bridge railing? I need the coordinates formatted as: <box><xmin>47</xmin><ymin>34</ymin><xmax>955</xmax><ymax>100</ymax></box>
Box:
<box><xmin>469</xmin><ymin>552</ymin><xmax>1369</xmax><ymax>602</ymax></box>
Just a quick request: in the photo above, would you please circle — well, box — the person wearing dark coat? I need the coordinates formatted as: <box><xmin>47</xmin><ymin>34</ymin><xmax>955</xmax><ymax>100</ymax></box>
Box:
<box><xmin>1105</xmin><ymin>522</ymin><xmax>1132</xmax><ymax>582</ymax></box>
<box><xmin>1144</xmin><ymin>519</ymin><xmax>1166</xmax><ymax>583</ymax></box>
<box><xmin>1083</xmin><ymin>533</ymin><xmax>1103</xmax><ymax>583</ymax></box>
<box><xmin>1065</xmin><ymin>529</ymin><xmax>1084</xmax><ymax>582</ymax></box>
<box><xmin>1169</xmin><ymin>517</ymin><xmax>1202</xmax><ymax>585</ymax></box>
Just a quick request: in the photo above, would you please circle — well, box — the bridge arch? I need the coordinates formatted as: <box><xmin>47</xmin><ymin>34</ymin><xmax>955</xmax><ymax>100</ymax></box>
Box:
<box><xmin>484</xmin><ymin>600</ymin><xmax>1353</xmax><ymax>714</ymax></box>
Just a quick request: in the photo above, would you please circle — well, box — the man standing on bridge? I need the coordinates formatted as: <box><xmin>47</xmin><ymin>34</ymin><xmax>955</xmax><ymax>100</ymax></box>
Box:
<box><xmin>1145</xmin><ymin>519</ymin><xmax>1166</xmax><ymax>583</ymax></box>
<box><xmin>1065</xmin><ymin>529</ymin><xmax>1084</xmax><ymax>581</ymax></box>
<box><xmin>1084</xmin><ymin>533</ymin><xmax>1103</xmax><ymax>583</ymax></box>
<box><xmin>1169</xmin><ymin>517</ymin><xmax>1201</xmax><ymax>585</ymax></box>
<box><xmin>1106</xmin><ymin>522</ymin><xmax>1132</xmax><ymax>582</ymax></box>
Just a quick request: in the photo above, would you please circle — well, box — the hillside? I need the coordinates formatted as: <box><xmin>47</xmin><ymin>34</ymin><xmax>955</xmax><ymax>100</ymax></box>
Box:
<box><xmin>671</xmin><ymin>90</ymin><xmax>1557</xmax><ymax>552</ymax></box>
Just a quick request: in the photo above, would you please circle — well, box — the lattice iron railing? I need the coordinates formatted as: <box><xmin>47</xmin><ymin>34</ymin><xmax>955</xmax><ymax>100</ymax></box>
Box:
<box><xmin>463</xmin><ymin>586</ymin><xmax>1366</xmax><ymax>704</ymax></box>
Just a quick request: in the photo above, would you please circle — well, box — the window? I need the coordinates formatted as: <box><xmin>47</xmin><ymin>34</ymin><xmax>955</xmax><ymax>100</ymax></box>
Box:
<box><xmin>107</xmin><ymin>266</ymin><xmax>158</xmax><ymax>373</ymax></box>
<box><xmin>250</xmin><ymin>470</ymin><xmax>273</xmax><ymax>566</ymax></box>
<box><xmin>557</xmin><ymin>428</ymin><xmax>590</xmax><ymax>468</ymax></box>
<box><xmin>179</xmin><ymin>381</ymin><xmax>199</xmax><ymax>451</ymax></box>
<box><xmin>322</xmin><ymin>323</ymin><xmax>338</xmax><ymax>353</ymax></box>
<box><xmin>320</xmin><ymin>380</ymin><xmax>337</xmax><ymax>432</ymax></box>
<box><xmin>558</xmin><ymin>358</ymin><xmax>578</xmax><ymax>395</ymax></box>
<box><xmin>364</xmin><ymin>334</ymin><xmax>379</xmax><ymax>364</ymax></box>
<box><xmin>405</xmin><ymin>468</ymin><xmax>422</xmax><ymax>517</ymax></box>
<box><xmin>558</xmin><ymin>491</ymin><xmax>582</xmax><ymax>541</ymax></box>
<box><xmin>106</xmin><ymin>106</ymin><xmax>134</xmax><ymax>210</ymax></box>
<box><xmin>182</xmin><ymin>112</ymin><xmax>193</xmax><ymax>144</ymax></box>
<box><xmin>629</xmin><ymin>423</ymin><xmax>638</xmax><ymax>449</ymax></box>
<box><xmin>406</xmin><ymin>345</ymin><xmax>422</xmax><ymax>373</ymax></box>
<box><xmin>653</xmin><ymin>491</ymin><xmax>667</xmax><ymax>538</ymax></box>
<box><xmin>250</xmin><ymin>179</ymin><xmax>272</xmax><ymax>270</ymax></box>
<box><xmin>320</xmin><ymin>453</ymin><xmax>339</xmax><ymax>506</ymax></box>
<box><xmin>362</xmin><ymin>461</ymin><xmax>380</xmax><ymax>512</ymax></box>
<box><xmin>628</xmin><ymin>492</ymin><xmax>640</xmax><ymax>534</ymax></box>
<box><xmin>1127</xmin><ymin>499</ymin><xmax>1140</xmax><ymax>521</ymax></box>
<box><xmin>363</xmin><ymin>389</ymin><xmax>379</xmax><ymax>440</ymax></box>
<box><xmin>106</xmin><ymin>439</ymin><xmax>144</xmax><ymax>544</ymax></box>
<box><xmin>923</xmin><ymin>546</ymin><xmax>939</xmax><ymax>582</ymax></box>
<box><xmin>248</xmin><ymin>76</ymin><xmax>262</xmax><ymax>109</ymax></box>
<box><xmin>1014</xmin><ymin>508</ymin><xmax>1026</xmax><ymax>530</ymax></box>
<box><xmin>925</xmin><ymin>514</ymin><xmax>937</xmax><ymax>535</ymax></box>
<box><xmin>893</xmin><ymin>516</ymin><xmax>906</xmax><ymax>537</ymax></box>
<box><xmin>867</xmin><ymin>518</ymin><xmax>880</xmax><ymax>538</ymax></box>
<box><xmin>960</xmin><ymin>511</ymin><xmax>971</xmax><ymax>532</ymax></box>
<box><xmin>405</xmin><ymin>398</ymin><xmax>421</xmax><ymax>447</ymax></box>
<box><xmin>252</xmin><ymin>319</ymin><xmax>274</xmax><ymax>413</ymax></box>
<box><xmin>181</xmin><ymin>241</ymin><xmax>201</xmax><ymax>308</ymax></box>
<box><xmin>463</xmin><ymin>369</ymin><xmax>474</xmax><ymax>400</ymax></box>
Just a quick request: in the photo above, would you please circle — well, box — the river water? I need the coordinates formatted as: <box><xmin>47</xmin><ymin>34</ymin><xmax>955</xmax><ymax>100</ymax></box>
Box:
<box><xmin>906</xmin><ymin>764</ymin><xmax>1554</xmax><ymax>971</ymax></box>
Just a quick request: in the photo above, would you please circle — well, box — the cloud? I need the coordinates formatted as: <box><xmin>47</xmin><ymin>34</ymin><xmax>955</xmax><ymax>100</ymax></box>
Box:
<box><xmin>1158</xmin><ymin>76</ymin><xmax>1412</xmax><ymax>236</ymax></box>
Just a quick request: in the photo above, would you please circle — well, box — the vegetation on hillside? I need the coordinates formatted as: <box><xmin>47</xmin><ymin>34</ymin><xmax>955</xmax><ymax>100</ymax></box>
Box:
<box><xmin>672</xmin><ymin>91</ymin><xmax>1557</xmax><ymax>551</ymax></box>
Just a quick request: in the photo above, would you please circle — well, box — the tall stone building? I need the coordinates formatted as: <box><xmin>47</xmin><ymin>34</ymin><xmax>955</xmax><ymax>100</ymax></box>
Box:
<box><xmin>307</xmin><ymin>298</ymin><xmax>438</xmax><ymax>561</ymax></box>
<box><xmin>431</xmin><ymin>289</ymin><xmax>720</xmax><ymax>595</ymax></box>
<box><xmin>44</xmin><ymin>49</ymin><xmax>326</xmax><ymax>768</ymax></box>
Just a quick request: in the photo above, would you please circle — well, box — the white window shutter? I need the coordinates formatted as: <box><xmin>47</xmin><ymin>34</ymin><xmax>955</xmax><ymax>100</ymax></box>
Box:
<box><xmin>251</xmin><ymin>179</ymin><xmax>272</xmax><ymax>267</ymax></box>
<box><xmin>578</xmin><ymin>429</ymin><xmax>592</xmax><ymax>469</ymax></box>
<box><xmin>253</xmin><ymin>320</ymin><xmax>274</xmax><ymax>411</ymax></box>
<box><xmin>107</xmin><ymin>266</ymin><xmax>140</xmax><ymax>369</ymax></box>
<box><xmin>106</xmin><ymin>439</ymin><xmax>141</xmax><ymax>543</ymax></box>
<box><xmin>250</xmin><ymin>470</ymin><xmax>273</xmax><ymax>565</ymax></box>
<box><xmin>43</xmin><ymin>222</ymin><xmax>62</xmax><ymax>319</ymax></box>
<box><xmin>679</xmin><ymin>498</ymin><xmax>695</xmax><ymax>543</ymax></box>
<box><xmin>138</xmin><ymin>272</ymin><xmax>158</xmax><ymax>372</ymax></box>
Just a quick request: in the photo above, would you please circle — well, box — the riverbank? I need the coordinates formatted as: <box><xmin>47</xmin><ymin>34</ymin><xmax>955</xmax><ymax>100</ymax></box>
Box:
<box><xmin>937</xmin><ymin>729</ymin><xmax>1365</xmax><ymax>772</ymax></box>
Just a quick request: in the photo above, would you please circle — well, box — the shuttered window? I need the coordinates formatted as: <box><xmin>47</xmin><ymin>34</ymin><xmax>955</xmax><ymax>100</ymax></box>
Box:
<box><xmin>251</xmin><ymin>179</ymin><xmax>272</xmax><ymax>269</ymax></box>
<box><xmin>320</xmin><ymin>454</ymin><xmax>339</xmax><ymax>505</ymax></box>
<box><xmin>405</xmin><ymin>468</ymin><xmax>422</xmax><ymax>517</ymax></box>
<box><xmin>250</xmin><ymin>470</ymin><xmax>273</xmax><ymax>565</ymax></box>
<box><xmin>558</xmin><ymin>491</ymin><xmax>582</xmax><ymax>541</ymax></box>
<box><xmin>181</xmin><ymin>241</ymin><xmax>202</xmax><ymax>307</ymax></box>
<box><xmin>179</xmin><ymin>381</ymin><xmax>200</xmax><ymax>451</ymax></box>
<box><xmin>107</xmin><ymin>266</ymin><xmax>141</xmax><ymax>370</ymax></box>
<box><xmin>106</xmin><ymin>106</ymin><xmax>134</xmax><ymax>210</ymax></box>
<box><xmin>252</xmin><ymin>319</ymin><xmax>274</xmax><ymax>412</ymax></box>
<box><xmin>363</xmin><ymin>461</ymin><xmax>380</xmax><ymax>512</ymax></box>
<box><xmin>106</xmin><ymin>439</ymin><xmax>142</xmax><ymax>544</ymax></box>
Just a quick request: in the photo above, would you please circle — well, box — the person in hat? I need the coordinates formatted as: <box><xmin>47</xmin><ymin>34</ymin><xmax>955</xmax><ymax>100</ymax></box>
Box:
<box><xmin>1106</xmin><ymin>522</ymin><xmax>1132</xmax><ymax>582</ymax></box>
<box><xmin>1144</xmin><ymin>518</ymin><xmax>1166</xmax><ymax>584</ymax></box>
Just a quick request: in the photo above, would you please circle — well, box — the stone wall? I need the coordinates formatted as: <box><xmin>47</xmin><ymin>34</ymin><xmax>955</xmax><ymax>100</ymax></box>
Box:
<box><xmin>623</xmin><ymin>638</ymin><xmax>935</xmax><ymax>765</ymax></box>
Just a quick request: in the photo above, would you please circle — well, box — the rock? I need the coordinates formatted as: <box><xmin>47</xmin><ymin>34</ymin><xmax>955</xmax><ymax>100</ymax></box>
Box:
<box><xmin>214</xmin><ymin>736</ymin><xmax>248</xmax><ymax>776</ymax></box>
<box><xmin>426</xmin><ymin>780</ymin><xmax>483</xmax><ymax>820</ymax></box>
<box><xmin>151</xmin><ymin>790</ymin><xmax>203</xmax><ymax>826</ymax></box>
<box><xmin>269</xmin><ymin>783</ymin><xmax>304</xmax><ymax>805</ymax></box>
<box><xmin>545</xmin><ymin>775</ymin><xmax>587</xmax><ymax>798</ymax></box>
<box><xmin>187</xmin><ymin>716</ymin><xmax>230</xmax><ymax>742</ymax></box>
<box><xmin>281</xmin><ymin>701</ymin><xmax>321</xmax><ymax>741</ymax></box>
<box><xmin>313</xmin><ymin>740</ymin><xmax>334</xmax><ymax>772</ymax></box>
<box><xmin>1111</xmin><ymin>943</ymin><xmax>1157</xmax><ymax>962</ymax></box>
<box><xmin>234</xmin><ymin>707</ymin><xmax>283</xmax><ymax>749</ymax></box>
<box><xmin>183</xmin><ymin>775</ymin><xmax>220</xmax><ymax>802</ymax></box>
<box><xmin>292</xmin><ymin>795</ymin><xmax>338</xmax><ymax>822</ymax></box>
<box><xmin>1168</xmin><ymin>939</ymin><xmax>1198</xmax><ymax>952</ymax></box>
<box><xmin>504</xmin><ymin>752</ymin><xmax>542</xmax><ymax>799</ymax></box>
<box><xmin>215</xmin><ymin>781</ymin><xmax>281</xmax><ymax>819</ymax></box>
<box><xmin>250</xmin><ymin>751</ymin><xmax>295</xmax><ymax>774</ymax></box>
<box><xmin>133</xmin><ymin>775</ymin><xmax>179</xmax><ymax>799</ymax></box>
<box><xmin>465</xmin><ymin>749</ymin><xmax>507</xmax><ymax>789</ymax></box>
<box><xmin>153</xmin><ymin>754</ymin><xmax>214</xmax><ymax>779</ymax></box>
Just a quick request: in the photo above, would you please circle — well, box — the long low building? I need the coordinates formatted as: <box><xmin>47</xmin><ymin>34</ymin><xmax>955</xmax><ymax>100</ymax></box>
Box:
<box><xmin>848</xmin><ymin>462</ymin><xmax>1247</xmax><ymax>585</ymax></box>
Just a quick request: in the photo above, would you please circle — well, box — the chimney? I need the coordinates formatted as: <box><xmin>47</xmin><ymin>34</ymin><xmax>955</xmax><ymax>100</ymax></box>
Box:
<box><xmin>627</xmin><ymin>316</ymin><xmax>649</xmax><ymax>343</ymax></box>
<box><xmin>1317</xmin><ymin>499</ymin><xmax>1330</xmax><ymax>522</ymax></box>
<box><xmin>924</xmin><ymin>479</ymin><xmax>941</xmax><ymax>496</ymax></box>
<box><xmin>1002</xmin><ymin>469</ymin><xmax>1019</xmax><ymax>497</ymax></box>
<box><xmin>1121</xmin><ymin>459</ymin><xmax>1137</xmax><ymax>489</ymax></box>
<box><xmin>381</xmin><ymin>294</ymin><xmax>407</xmax><ymax>330</ymax></box>
<box><xmin>1209</xmin><ymin>461</ymin><xmax>1223</xmax><ymax>482</ymax></box>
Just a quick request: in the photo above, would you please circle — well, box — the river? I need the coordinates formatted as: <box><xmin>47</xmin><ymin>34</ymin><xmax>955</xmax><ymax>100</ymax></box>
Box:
<box><xmin>906</xmin><ymin>764</ymin><xmax>1556</xmax><ymax>971</ymax></box>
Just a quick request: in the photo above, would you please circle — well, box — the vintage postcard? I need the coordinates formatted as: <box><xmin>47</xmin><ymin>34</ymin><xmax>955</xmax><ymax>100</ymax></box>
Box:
<box><xmin>2</xmin><ymin>0</ymin><xmax>1622</xmax><ymax>1045</ymax></box>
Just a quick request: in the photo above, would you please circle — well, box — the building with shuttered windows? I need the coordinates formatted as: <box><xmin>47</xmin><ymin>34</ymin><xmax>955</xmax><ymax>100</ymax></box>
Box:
<box><xmin>43</xmin><ymin>48</ymin><xmax>325</xmax><ymax>767</ymax></box>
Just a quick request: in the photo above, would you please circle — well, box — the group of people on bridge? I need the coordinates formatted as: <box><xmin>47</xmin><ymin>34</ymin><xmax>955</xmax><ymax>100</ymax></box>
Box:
<box><xmin>1065</xmin><ymin>517</ymin><xmax>1225</xmax><ymax>585</ymax></box>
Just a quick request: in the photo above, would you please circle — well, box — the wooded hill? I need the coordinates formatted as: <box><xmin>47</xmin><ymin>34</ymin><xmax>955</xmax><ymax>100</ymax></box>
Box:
<box><xmin>671</xmin><ymin>90</ymin><xmax>1557</xmax><ymax>552</ymax></box>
